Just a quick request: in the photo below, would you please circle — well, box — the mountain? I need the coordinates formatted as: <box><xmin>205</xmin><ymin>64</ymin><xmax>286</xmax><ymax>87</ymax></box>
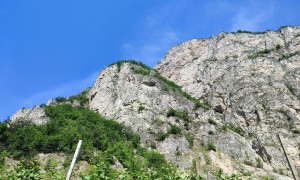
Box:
<box><xmin>2</xmin><ymin>26</ymin><xmax>300</xmax><ymax>179</ymax></box>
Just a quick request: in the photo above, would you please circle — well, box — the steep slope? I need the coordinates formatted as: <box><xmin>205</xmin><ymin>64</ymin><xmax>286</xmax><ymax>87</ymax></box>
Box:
<box><xmin>87</xmin><ymin>61</ymin><xmax>294</xmax><ymax>179</ymax></box>
<box><xmin>87</xmin><ymin>61</ymin><xmax>211</xmax><ymax>169</ymax></box>
<box><xmin>5</xmin><ymin>26</ymin><xmax>300</xmax><ymax>179</ymax></box>
<box><xmin>156</xmin><ymin>26</ymin><xmax>300</xmax><ymax>178</ymax></box>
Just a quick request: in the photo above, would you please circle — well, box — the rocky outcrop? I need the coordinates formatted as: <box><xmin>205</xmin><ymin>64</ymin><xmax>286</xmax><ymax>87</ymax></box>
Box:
<box><xmin>155</xmin><ymin>26</ymin><xmax>300</xmax><ymax>178</ymax></box>
<box><xmin>9</xmin><ymin>26</ymin><xmax>300</xmax><ymax>179</ymax></box>
<box><xmin>10</xmin><ymin>106</ymin><xmax>49</xmax><ymax>125</ymax></box>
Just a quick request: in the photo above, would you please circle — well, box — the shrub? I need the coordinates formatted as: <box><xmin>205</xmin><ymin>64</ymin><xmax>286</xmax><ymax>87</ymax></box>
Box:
<box><xmin>39</xmin><ymin>103</ymin><xmax>46</xmax><ymax>108</ymax></box>
<box><xmin>206</xmin><ymin>142</ymin><xmax>216</xmax><ymax>151</ymax></box>
<box><xmin>109</xmin><ymin>60</ymin><xmax>150</xmax><ymax>73</ymax></box>
<box><xmin>278</xmin><ymin>51</ymin><xmax>300</xmax><ymax>61</ymax></box>
<box><xmin>256</xmin><ymin>158</ymin><xmax>263</xmax><ymax>168</ymax></box>
<box><xmin>184</xmin><ymin>133</ymin><xmax>194</xmax><ymax>147</ymax></box>
<box><xmin>166</xmin><ymin>108</ymin><xmax>190</xmax><ymax>122</ymax></box>
<box><xmin>208</xmin><ymin>130</ymin><xmax>214</xmax><ymax>135</ymax></box>
<box><xmin>54</xmin><ymin>96</ymin><xmax>67</xmax><ymax>103</ymax></box>
<box><xmin>247</xmin><ymin>48</ymin><xmax>273</xmax><ymax>59</ymax></box>
<box><xmin>150</xmin><ymin>141</ymin><xmax>156</xmax><ymax>149</ymax></box>
<box><xmin>168</xmin><ymin>124</ymin><xmax>182</xmax><ymax>135</ymax></box>
<box><xmin>276</xmin><ymin>44</ymin><xmax>281</xmax><ymax>50</ymax></box>
<box><xmin>167</xmin><ymin>108</ymin><xmax>176</xmax><ymax>117</ymax></box>
<box><xmin>156</xmin><ymin>132</ymin><xmax>169</xmax><ymax>141</ymax></box>
<box><xmin>133</xmin><ymin>69</ymin><xmax>150</xmax><ymax>76</ymax></box>
<box><xmin>208</xmin><ymin>118</ymin><xmax>217</xmax><ymax>125</ymax></box>
<box><xmin>221</xmin><ymin>124</ymin><xmax>245</xmax><ymax>136</ymax></box>
<box><xmin>68</xmin><ymin>90</ymin><xmax>89</xmax><ymax>106</ymax></box>
<box><xmin>138</xmin><ymin>105</ymin><xmax>145</xmax><ymax>113</ymax></box>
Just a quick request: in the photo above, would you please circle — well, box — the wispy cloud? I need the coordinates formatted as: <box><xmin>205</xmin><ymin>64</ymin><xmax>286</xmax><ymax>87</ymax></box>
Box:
<box><xmin>122</xmin><ymin>30</ymin><xmax>179</xmax><ymax>66</ymax></box>
<box><xmin>230</xmin><ymin>1</ymin><xmax>275</xmax><ymax>31</ymax></box>
<box><xmin>121</xmin><ymin>1</ymin><xmax>185</xmax><ymax>66</ymax></box>
<box><xmin>21</xmin><ymin>71</ymin><xmax>98</xmax><ymax>107</ymax></box>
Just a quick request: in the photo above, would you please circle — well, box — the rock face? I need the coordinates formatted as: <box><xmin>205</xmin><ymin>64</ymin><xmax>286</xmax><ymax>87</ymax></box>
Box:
<box><xmin>10</xmin><ymin>106</ymin><xmax>50</xmax><ymax>125</ymax></box>
<box><xmin>9</xmin><ymin>26</ymin><xmax>300</xmax><ymax>179</ymax></box>
<box><xmin>155</xmin><ymin>26</ymin><xmax>300</xmax><ymax>178</ymax></box>
<box><xmin>88</xmin><ymin>63</ymin><xmax>203</xmax><ymax>168</ymax></box>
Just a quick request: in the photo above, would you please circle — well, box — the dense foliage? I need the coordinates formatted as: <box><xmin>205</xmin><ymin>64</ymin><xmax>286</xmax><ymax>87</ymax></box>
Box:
<box><xmin>0</xmin><ymin>104</ymin><xmax>188</xmax><ymax>179</ymax></box>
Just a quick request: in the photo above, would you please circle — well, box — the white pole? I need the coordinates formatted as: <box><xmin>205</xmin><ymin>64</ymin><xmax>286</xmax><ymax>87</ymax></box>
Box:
<box><xmin>66</xmin><ymin>140</ymin><xmax>82</xmax><ymax>180</ymax></box>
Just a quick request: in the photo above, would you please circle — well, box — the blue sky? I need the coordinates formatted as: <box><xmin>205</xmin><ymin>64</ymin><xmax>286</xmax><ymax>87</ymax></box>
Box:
<box><xmin>0</xmin><ymin>0</ymin><xmax>300</xmax><ymax>120</ymax></box>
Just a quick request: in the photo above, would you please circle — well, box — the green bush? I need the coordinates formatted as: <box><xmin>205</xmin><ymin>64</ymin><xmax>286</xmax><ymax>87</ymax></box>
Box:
<box><xmin>208</xmin><ymin>118</ymin><xmax>217</xmax><ymax>125</ymax></box>
<box><xmin>54</xmin><ymin>96</ymin><xmax>67</xmax><ymax>103</ymax></box>
<box><xmin>156</xmin><ymin>132</ymin><xmax>169</xmax><ymax>141</ymax></box>
<box><xmin>278</xmin><ymin>51</ymin><xmax>300</xmax><ymax>61</ymax></box>
<box><xmin>247</xmin><ymin>48</ymin><xmax>273</xmax><ymax>59</ymax></box>
<box><xmin>138</xmin><ymin>105</ymin><xmax>145</xmax><ymax>113</ymax></box>
<box><xmin>109</xmin><ymin>60</ymin><xmax>151</xmax><ymax>73</ymax></box>
<box><xmin>221</xmin><ymin>124</ymin><xmax>245</xmax><ymax>136</ymax></box>
<box><xmin>206</xmin><ymin>142</ymin><xmax>216</xmax><ymax>151</ymax></box>
<box><xmin>168</xmin><ymin>124</ymin><xmax>182</xmax><ymax>135</ymax></box>
<box><xmin>6</xmin><ymin>159</ymin><xmax>41</xmax><ymax>179</ymax></box>
<box><xmin>133</xmin><ymin>69</ymin><xmax>150</xmax><ymax>76</ymax></box>
<box><xmin>68</xmin><ymin>89</ymin><xmax>89</xmax><ymax>106</ymax></box>
<box><xmin>184</xmin><ymin>133</ymin><xmax>194</xmax><ymax>147</ymax></box>
<box><xmin>1</xmin><ymin>104</ymin><xmax>186</xmax><ymax>178</ymax></box>
<box><xmin>166</xmin><ymin>108</ymin><xmax>190</xmax><ymax>122</ymax></box>
<box><xmin>166</xmin><ymin>108</ymin><xmax>176</xmax><ymax>117</ymax></box>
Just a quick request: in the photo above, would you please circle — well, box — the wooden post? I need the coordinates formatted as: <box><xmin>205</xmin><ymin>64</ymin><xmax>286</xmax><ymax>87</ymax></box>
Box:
<box><xmin>277</xmin><ymin>134</ymin><xmax>299</xmax><ymax>180</ymax></box>
<box><xmin>66</xmin><ymin>140</ymin><xmax>82</xmax><ymax>180</ymax></box>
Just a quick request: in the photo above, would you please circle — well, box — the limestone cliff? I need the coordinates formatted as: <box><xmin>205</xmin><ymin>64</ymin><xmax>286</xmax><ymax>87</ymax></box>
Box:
<box><xmin>9</xmin><ymin>26</ymin><xmax>300</xmax><ymax>179</ymax></box>
<box><xmin>155</xmin><ymin>26</ymin><xmax>300</xmax><ymax>178</ymax></box>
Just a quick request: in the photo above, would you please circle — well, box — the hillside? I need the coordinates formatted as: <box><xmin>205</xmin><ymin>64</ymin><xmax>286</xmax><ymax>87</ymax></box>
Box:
<box><xmin>1</xmin><ymin>26</ymin><xmax>300</xmax><ymax>179</ymax></box>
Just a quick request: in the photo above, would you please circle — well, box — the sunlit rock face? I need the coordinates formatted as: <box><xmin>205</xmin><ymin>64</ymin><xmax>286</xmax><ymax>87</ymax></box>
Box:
<box><xmin>155</xmin><ymin>26</ymin><xmax>300</xmax><ymax>178</ymax></box>
<box><xmin>10</xmin><ymin>26</ymin><xmax>300</xmax><ymax>179</ymax></box>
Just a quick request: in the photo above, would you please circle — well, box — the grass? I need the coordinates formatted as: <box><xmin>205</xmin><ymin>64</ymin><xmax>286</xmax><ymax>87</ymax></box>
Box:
<box><xmin>167</xmin><ymin>108</ymin><xmax>190</xmax><ymax>122</ymax></box>
<box><xmin>138</xmin><ymin>105</ymin><xmax>145</xmax><ymax>113</ymax></box>
<box><xmin>204</xmin><ymin>58</ymin><xmax>218</xmax><ymax>62</ymax></box>
<box><xmin>221</xmin><ymin>124</ymin><xmax>245</xmax><ymax>136</ymax></box>
<box><xmin>156</xmin><ymin>131</ymin><xmax>169</xmax><ymax>141</ymax></box>
<box><xmin>208</xmin><ymin>118</ymin><xmax>217</xmax><ymax>125</ymax></box>
<box><xmin>208</xmin><ymin>130</ymin><xmax>214</xmax><ymax>135</ymax></box>
<box><xmin>278</xmin><ymin>51</ymin><xmax>300</xmax><ymax>61</ymax></box>
<box><xmin>247</xmin><ymin>48</ymin><xmax>273</xmax><ymax>59</ymax></box>
<box><xmin>109</xmin><ymin>60</ymin><xmax>151</xmax><ymax>72</ymax></box>
<box><xmin>292</xmin><ymin>129</ymin><xmax>300</xmax><ymax>134</ymax></box>
<box><xmin>154</xmin><ymin>72</ymin><xmax>211</xmax><ymax>110</ymax></box>
<box><xmin>234</xmin><ymin>29</ymin><xmax>266</xmax><ymax>34</ymax></box>
<box><xmin>286</xmin><ymin>84</ymin><xmax>296</xmax><ymax>96</ymax></box>
<box><xmin>277</xmin><ymin>108</ymin><xmax>291</xmax><ymax>121</ymax></box>
<box><xmin>0</xmin><ymin>104</ymin><xmax>183</xmax><ymax>179</ymax></box>
<box><xmin>184</xmin><ymin>133</ymin><xmax>194</xmax><ymax>147</ymax></box>
<box><xmin>168</xmin><ymin>124</ymin><xmax>182</xmax><ymax>135</ymax></box>
<box><xmin>206</xmin><ymin>142</ymin><xmax>216</xmax><ymax>152</ymax></box>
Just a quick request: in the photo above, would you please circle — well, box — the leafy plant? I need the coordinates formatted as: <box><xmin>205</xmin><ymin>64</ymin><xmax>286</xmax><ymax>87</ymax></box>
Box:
<box><xmin>247</xmin><ymin>48</ymin><xmax>273</xmax><ymax>59</ymax></box>
<box><xmin>156</xmin><ymin>131</ymin><xmax>169</xmax><ymax>141</ymax></box>
<box><xmin>54</xmin><ymin>96</ymin><xmax>67</xmax><ymax>103</ymax></box>
<box><xmin>168</xmin><ymin>124</ymin><xmax>182</xmax><ymax>135</ymax></box>
<box><xmin>138</xmin><ymin>105</ymin><xmax>145</xmax><ymax>113</ymax></box>
<box><xmin>208</xmin><ymin>118</ymin><xmax>217</xmax><ymax>125</ymax></box>
<box><xmin>184</xmin><ymin>133</ymin><xmax>194</xmax><ymax>147</ymax></box>
<box><xmin>166</xmin><ymin>108</ymin><xmax>190</xmax><ymax>122</ymax></box>
<box><xmin>221</xmin><ymin>124</ymin><xmax>245</xmax><ymax>136</ymax></box>
<box><xmin>278</xmin><ymin>51</ymin><xmax>300</xmax><ymax>61</ymax></box>
<box><xmin>206</xmin><ymin>142</ymin><xmax>216</xmax><ymax>151</ymax></box>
